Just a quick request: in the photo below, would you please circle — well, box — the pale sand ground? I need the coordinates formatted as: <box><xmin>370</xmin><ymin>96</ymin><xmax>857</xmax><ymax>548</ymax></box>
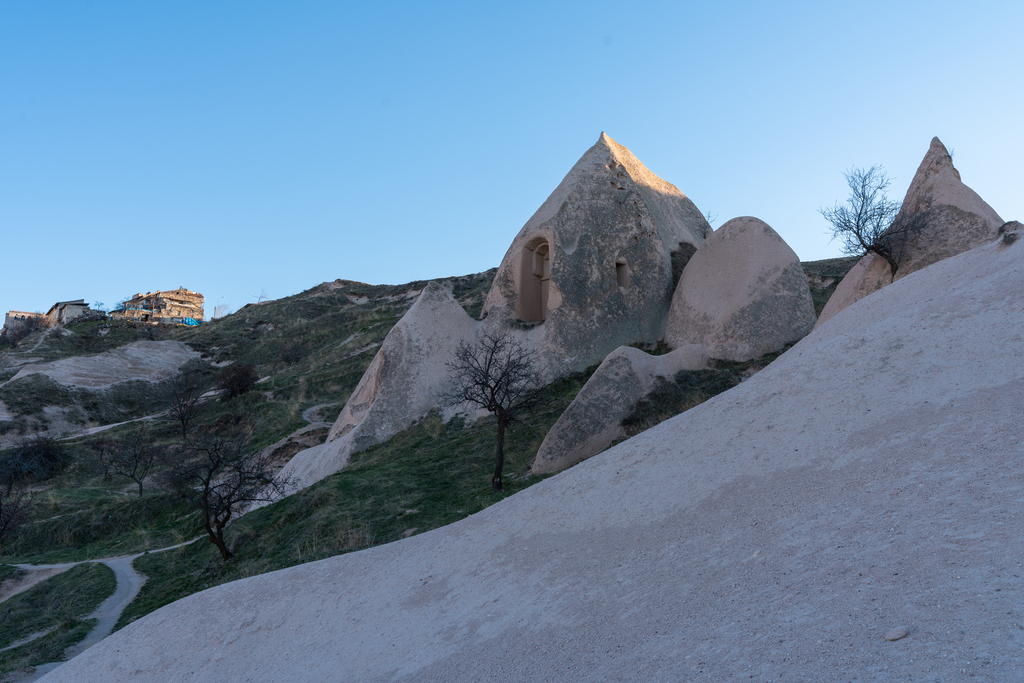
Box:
<box><xmin>41</xmin><ymin>235</ymin><xmax>1024</xmax><ymax>682</ymax></box>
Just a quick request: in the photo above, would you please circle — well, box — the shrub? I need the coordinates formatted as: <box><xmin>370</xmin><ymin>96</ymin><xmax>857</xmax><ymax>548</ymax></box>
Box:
<box><xmin>621</xmin><ymin>369</ymin><xmax>740</xmax><ymax>437</ymax></box>
<box><xmin>0</xmin><ymin>435</ymin><xmax>68</xmax><ymax>487</ymax></box>
<box><xmin>215</xmin><ymin>363</ymin><xmax>260</xmax><ymax>399</ymax></box>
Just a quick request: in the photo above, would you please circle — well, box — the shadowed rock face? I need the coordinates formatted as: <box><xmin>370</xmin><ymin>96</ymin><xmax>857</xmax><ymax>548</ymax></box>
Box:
<box><xmin>481</xmin><ymin>132</ymin><xmax>710</xmax><ymax>377</ymax></box>
<box><xmin>815</xmin><ymin>137</ymin><xmax>1004</xmax><ymax>328</ymax></box>
<box><xmin>665</xmin><ymin>216</ymin><xmax>816</xmax><ymax>361</ymax></box>
<box><xmin>277</xmin><ymin>283</ymin><xmax>479</xmax><ymax>490</ymax></box>
<box><xmin>531</xmin><ymin>344</ymin><xmax>708</xmax><ymax>474</ymax></box>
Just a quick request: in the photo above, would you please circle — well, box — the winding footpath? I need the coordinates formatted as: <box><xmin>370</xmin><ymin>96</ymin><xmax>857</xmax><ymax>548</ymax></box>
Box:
<box><xmin>3</xmin><ymin>539</ymin><xmax>198</xmax><ymax>682</ymax></box>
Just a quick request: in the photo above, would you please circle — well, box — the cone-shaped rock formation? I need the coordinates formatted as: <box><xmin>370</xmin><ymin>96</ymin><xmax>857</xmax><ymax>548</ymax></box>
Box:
<box><xmin>278</xmin><ymin>283</ymin><xmax>479</xmax><ymax>490</ymax></box>
<box><xmin>816</xmin><ymin>137</ymin><xmax>1003</xmax><ymax>328</ymax></box>
<box><xmin>481</xmin><ymin>132</ymin><xmax>710</xmax><ymax>376</ymax></box>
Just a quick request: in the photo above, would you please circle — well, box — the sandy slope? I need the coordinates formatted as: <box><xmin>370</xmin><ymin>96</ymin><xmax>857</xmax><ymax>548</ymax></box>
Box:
<box><xmin>42</xmin><ymin>235</ymin><xmax>1024</xmax><ymax>682</ymax></box>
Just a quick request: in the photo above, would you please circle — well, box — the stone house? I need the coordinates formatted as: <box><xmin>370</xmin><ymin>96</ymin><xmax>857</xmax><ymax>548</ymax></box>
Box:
<box><xmin>46</xmin><ymin>299</ymin><xmax>91</xmax><ymax>325</ymax></box>
<box><xmin>112</xmin><ymin>288</ymin><xmax>204</xmax><ymax>325</ymax></box>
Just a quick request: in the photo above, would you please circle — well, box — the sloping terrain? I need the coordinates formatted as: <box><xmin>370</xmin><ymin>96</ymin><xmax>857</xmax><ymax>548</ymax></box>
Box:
<box><xmin>39</xmin><ymin>236</ymin><xmax>1024</xmax><ymax>680</ymax></box>
<box><xmin>4</xmin><ymin>342</ymin><xmax>198</xmax><ymax>390</ymax></box>
<box><xmin>2</xmin><ymin>260</ymin><xmax>850</xmax><ymax>678</ymax></box>
<box><xmin>0</xmin><ymin>272</ymin><xmax>495</xmax><ymax>446</ymax></box>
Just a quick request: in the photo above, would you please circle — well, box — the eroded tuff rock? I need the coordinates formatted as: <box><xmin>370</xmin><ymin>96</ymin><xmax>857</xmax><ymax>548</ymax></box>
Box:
<box><xmin>5</xmin><ymin>341</ymin><xmax>199</xmax><ymax>389</ymax></box>
<box><xmin>815</xmin><ymin>137</ymin><xmax>1004</xmax><ymax>328</ymax></box>
<box><xmin>278</xmin><ymin>283</ymin><xmax>479</xmax><ymax>490</ymax></box>
<box><xmin>531</xmin><ymin>344</ymin><xmax>708</xmax><ymax>474</ymax></box>
<box><xmin>44</xmin><ymin>228</ymin><xmax>1024</xmax><ymax>683</ymax></box>
<box><xmin>481</xmin><ymin>132</ymin><xmax>710</xmax><ymax>377</ymax></box>
<box><xmin>664</xmin><ymin>216</ymin><xmax>815</xmax><ymax>361</ymax></box>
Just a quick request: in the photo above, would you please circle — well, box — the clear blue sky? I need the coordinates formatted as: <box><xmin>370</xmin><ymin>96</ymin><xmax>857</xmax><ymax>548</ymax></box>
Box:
<box><xmin>2</xmin><ymin>1</ymin><xmax>1021</xmax><ymax>320</ymax></box>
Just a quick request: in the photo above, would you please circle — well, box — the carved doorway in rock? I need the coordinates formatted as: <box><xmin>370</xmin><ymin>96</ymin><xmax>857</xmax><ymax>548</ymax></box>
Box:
<box><xmin>516</xmin><ymin>237</ymin><xmax>551</xmax><ymax>322</ymax></box>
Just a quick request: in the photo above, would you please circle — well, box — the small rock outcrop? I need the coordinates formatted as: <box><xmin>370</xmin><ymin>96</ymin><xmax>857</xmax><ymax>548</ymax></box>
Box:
<box><xmin>531</xmin><ymin>344</ymin><xmax>708</xmax><ymax>474</ymax></box>
<box><xmin>816</xmin><ymin>137</ymin><xmax>1004</xmax><ymax>328</ymax></box>
<box><xmin>5</xmin><ymin>341</ymin><xmax>199</xmax><ymax>389</ymax></box>
<box><xmin>664</xmin><ymin>217</ymin><xmax>816</xmax><ymax>361</ymax></box>
<box><xmin>279</xmin><ymin>283</ymin><xmax>479</xmax><ymax>490</ymax></box>
<box><xmin>481</xmin><ymin>132</ymin><xmax>710</xmax><ymax>377</ymax></box>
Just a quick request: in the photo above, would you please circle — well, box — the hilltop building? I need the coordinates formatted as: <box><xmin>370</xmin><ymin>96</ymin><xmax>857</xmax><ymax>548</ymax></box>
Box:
<box><xmin>112</xmin><ymin>288</ymin><xmax>204</xmax><ymax>325</ymax></box>
<box><xmin>46</xmin><ymin>299</ymin><xmax>92</xmax><ymax>325</ymax></box>
<box><xmin>3</xmin><ymin>299</ymin><xmax>97</xmax><ymax>341</ymax></box>
<box><xmin>4</xmin><ymin>310</ymin><xmax>45</xmax><ymax>329</ymax></box>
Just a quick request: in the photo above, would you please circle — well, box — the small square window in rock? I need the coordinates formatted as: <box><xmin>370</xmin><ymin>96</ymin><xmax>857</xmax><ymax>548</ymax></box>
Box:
<box><xmin>615</xmin><ymin>260</ymin><xmax>630</xmax><ymax>288</ymax></box>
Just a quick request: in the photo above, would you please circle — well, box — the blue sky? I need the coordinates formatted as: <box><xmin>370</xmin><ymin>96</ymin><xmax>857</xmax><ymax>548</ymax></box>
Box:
<box><xmin>2</xmin><ymin>1</ymin><xmax>1021</xmax><ymax>319</ymax></box>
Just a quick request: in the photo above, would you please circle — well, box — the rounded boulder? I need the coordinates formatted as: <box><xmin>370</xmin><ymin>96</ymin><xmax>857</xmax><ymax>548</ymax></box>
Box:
<box><xmin>664</xmin><ymin>216</ymin><xmax>815</xmax><ymax>361</ymax></box>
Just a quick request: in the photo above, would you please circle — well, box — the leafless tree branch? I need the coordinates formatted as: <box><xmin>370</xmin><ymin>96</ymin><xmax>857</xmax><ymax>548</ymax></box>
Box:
<box><xmin>445</xmin><ymin>331</ymin><xmax>543</xmax><ymax>491</ymax></box>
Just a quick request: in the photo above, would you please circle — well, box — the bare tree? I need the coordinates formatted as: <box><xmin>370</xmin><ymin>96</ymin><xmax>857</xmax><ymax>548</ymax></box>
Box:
<box><xmin>167</xmin><ymin>422</ymin><xmax>287</xmax><ymax>561</ymax></box>
<box><xmin>820</xmin><ymin>165</ymin><xmax>920</xmax><ymax>275</ymax></box>
<box><xmin>0</xmin><ymin>482</ymin><xmax>29</xmax><ymax>546</ymax></box>
<box><xmin>166</xmin><ymin>364</ymin><xmax>207</xmax><ymax>438</ymax></box>
<box><xmin>703</xmin><ymin>210</ymin><xmax>718</xmax><ymax>230</ymax></box>
<box><xmin>445</xmin><ymin>331</ymin><xmax>544</xmax><ymax>492</ymax></box>
<box><xmin>98</xmin><ymin>429</ymin><xmax>158</xmax><ymax>496</ymax></box>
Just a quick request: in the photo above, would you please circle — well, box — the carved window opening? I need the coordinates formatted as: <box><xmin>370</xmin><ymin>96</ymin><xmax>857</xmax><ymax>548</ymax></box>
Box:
<box><xmin>516</xmin><ymin>238</ymin><xmax>551</xmax><ymax>322</ymax></box>
<box><xmin>616</xmin><ymin>259</ymin><xmax>630</xmax><ymax>288</ymax></box>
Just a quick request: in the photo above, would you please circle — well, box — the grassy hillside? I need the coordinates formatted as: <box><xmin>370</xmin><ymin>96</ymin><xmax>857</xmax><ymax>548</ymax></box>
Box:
<box><xmin>0</xmin><ymin>271</ymin><xmax>495</xmax><ymax>442</ymax></box>
<box><xmin>0</xmin><ymin>257</ymin><xmax>855</xmax><ymax>670</ymax></box>
<box><xmin>803</xmin><ymin>256</ymin><xmax>860</xmax><ymax>315</ymax></box>
<box><xmin>0</xmin><ymin>562</ymin><xmax>116</xmax><ymax>677</ymax></box>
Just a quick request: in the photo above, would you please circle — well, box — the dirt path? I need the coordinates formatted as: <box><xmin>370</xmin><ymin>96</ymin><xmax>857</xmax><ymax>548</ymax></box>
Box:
<box><xmin>5</xmin><ymin>539</ymin><xmax>200</xmax><ymax>682</ymax></box>
<box><xmin>0</xmin><ymin>567</ymin><xmax>74</xmax><ymax>604</ymax></box>
<box><xmin>300</xmin><ymin>402</ymin><xmax>338</xmax><ymax>427</ymax></box>
<box><xmin>20</xmin><ymin>328</ymin><xmax>54</xmax><ymax>354</ymax></box>
<box><xmin>56</xmin><ymin>412</ymin><xmax>166</xmax><ymax>441</ymax></box>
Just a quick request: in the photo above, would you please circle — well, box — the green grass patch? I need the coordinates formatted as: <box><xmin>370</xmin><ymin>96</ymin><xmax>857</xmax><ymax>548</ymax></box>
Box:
<box><xmin>0</xmin><ymin>564</ymin><xmax>23</xmax><ymax>583</ymax></box>
<box><xmin>0</xmin><ymin>562</ymin><xmax>115</xmax><ymax>676</ymax></box>
<box><xmin>620</xmin><ymin>347</ymin><xmax>793</xmax><ymax>438</ymax></box>
<box><xmin>622</xmin><ymin>369</ymin><xmax>741</xmax><ymax>437</ymax></box>
<box><xmin>1</xmin><ymin>490</ymin><xmax>200</xmax><ymax>564</ymax></box>
<box><xmin>802</xmin><ymin>256</ymin><xmax>860</xmax><ymax>316</ymax></box>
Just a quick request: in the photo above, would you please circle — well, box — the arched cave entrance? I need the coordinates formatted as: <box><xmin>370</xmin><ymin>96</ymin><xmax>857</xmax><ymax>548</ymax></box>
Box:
<box><xmin>516</xmin><ymin>237</ymin><xmax>551</xmax><ymax>322</ymax></box>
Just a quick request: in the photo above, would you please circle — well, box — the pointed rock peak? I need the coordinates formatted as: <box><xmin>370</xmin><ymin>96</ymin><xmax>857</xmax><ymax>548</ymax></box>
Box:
<box><xmin>408</xmin><ymin>281</ymin><xmax>462</xmax><ymax>314</ymax></box>
<box><xmin>914</xmin><ymin>136</ymin><xmax>961</xmax><ymax>183</ymax></box>
<box><xmin>420</xmin><ymin>281</ymin><xmax>448</xmax><ymax>298</ymax></box>
<box><xmin>597</xmin><ymin>131</ymin><xmax>624</xmax><ymax>155</ymax></box>
<box><xmin>899</xmin><ymin>136</ymin><xmax>1001</xmax><ymax>225</ymax></box>
<box><xmin>590</xmin><ymin>131</ymin><xmax>631</xmax><ymax>164</ymax></box>
<box><xmin>588</xmin><ymin>133</ymin><xmax>685</xmax><ymax>200</ymax></box>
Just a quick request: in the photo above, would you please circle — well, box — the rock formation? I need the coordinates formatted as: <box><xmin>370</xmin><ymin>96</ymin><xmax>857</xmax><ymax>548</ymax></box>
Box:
<box><xmin>480</xmin><ymin>132</ymin><xmax>710</xmax><ymax>377</ymax></box>
<box><xmin>278</xmin><ymin>283</ymin><xmax>479</xmax><ymax>490</ymax></box>
<box><xmin>43</xmin><ymin>229</ymin><xmax>1024</xmax><ymax>683</ymax></box>
<box><xmin>664</xmin><ymin>216</ymin><xmax>816</xmax><ymax>361</ymax></box>
<box><xmin>815</xmin><ymin>137</ymin><xmax>1003</xmax><ymax>328</ymax></box>
<box><xmin>5</xmin><ymin>341</ymin><xmax>198</xmax><ymax>389</ymax></box>
<box><xmin>531</xmin><ymin>344</ymin><xmax>708</xmax><ymax>474</ymax></box>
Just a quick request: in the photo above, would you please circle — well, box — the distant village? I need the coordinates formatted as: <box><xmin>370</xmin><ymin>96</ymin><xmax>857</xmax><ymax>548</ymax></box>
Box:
<box><xmin>2</xmin><ymin>287</ymin><xmax>204</xmax><ymax>344</ymax></box>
